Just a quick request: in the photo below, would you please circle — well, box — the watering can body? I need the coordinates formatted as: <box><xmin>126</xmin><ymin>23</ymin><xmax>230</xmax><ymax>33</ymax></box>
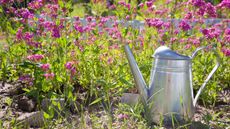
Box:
<box><xmin>124</xmin><ymin>44</ymin><xmax>220</xmax><ymax>125</ymax></box>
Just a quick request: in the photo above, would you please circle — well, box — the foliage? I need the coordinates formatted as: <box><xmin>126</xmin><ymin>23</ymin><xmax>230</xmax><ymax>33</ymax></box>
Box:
<box><xmin>0</xmin><ymin>0</ymin><xmax>229</xmax><ymax>128</ymax></box>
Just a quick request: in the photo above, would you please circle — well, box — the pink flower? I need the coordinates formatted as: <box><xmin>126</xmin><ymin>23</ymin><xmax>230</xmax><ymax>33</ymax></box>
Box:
<box><xmin>205</xmin><ymin>3</ymin><xmax>217</xmax><ymax>17</ymax></box>
<box><xmin>191</xmin><ymin>0</ymin><xmax>205</xmax><ymax>7</ymax></box>
<box><xmin>27</xmin><ymin>54</ymin><xmax>44</xmax><ymax>62</ymax></box>
<box><xmin>184</xmin><ymin>44</ymin><xmax>191</xmax><ymax>49</ymax></box>
<box><xmin>74</xmin><ymin>24</ymin><xmax>84</xmax><ymax>33</ymax></box>
<box><xmin>15</xmin><ymin>8</ymin><xmax>34</xmax><ymax>19</ymax></box>
<box><xmin>184</xmin><ymin>12</ymin><xmax>193</xmax><ymax>19</ymax></box>
<box><xmin>118</xmin><ymin>1</ymin><xmax>125</xmax><ymax>5</ymax></box>
<box><xmin>117</xmin><ymin>114</ymin><xmax>128</xmax><ymax>119</ymax></box>
<box><xmin>216</xmin><ymin>0</ymin><xmax>230</xmax><ymax>9</ymax></box>
<box><xmin>23</xmin><ymin>32</ymin><xmax>34</xmax><ymax>41</ymax></box>
<box><xmin>146</xmin><ymin>18</ymin><xmax>164</xmax><ymax>29</ymax></box>
<box><xmin>201</xmin><ymin>27</ymin><xmax>221</xmax><ymax>39</ymax></box>
<box><xmin>222</xmin><ymin>48</ymin><xmax>230</xmax><ymax>57</ymax></box>
<box><xmin>16</xmin><ymin>27</ymin><xmax>24</xmax><ymax>40</ymax></box>
<box><xmin>40</xmin><ymin>64</ymin><xmax>50</xmax><ymax>71</ymax></box>
<box><xmin>28</xmin><ymin>0</ymin><xmax>43</xmax><ymax>10</ymax></box>
<box><xmin>126</xmin><ymin>15</ymin><xmax>130</xmax><ymax>20</ymax></box>
<box><xmin>44</xmin><ymin>73</ymin><xmax>55</xmax><ymax>79</ymax></box>
<box><xmin>138</xmin><ymin>3</ymin><xmax>144</xmax><ymax>8</ymax></box>
<box><xmin>52</xmin><ymin>27</ymin><xmax>60</xmax><ymax>38</ymax></box>
<box><xmin>65</xmin><ymin>61</ymin><xmax>74</xmax><ymax>70</ymax></box>
<box><xmin>146</xmin><ymin>1</ymin><xmax>153</xmax><ymax>7</ymax></box>
<box><xmin>179</xmin><ymin>20</ymin><xmax>191</xmax><ymax>31</ymax></box>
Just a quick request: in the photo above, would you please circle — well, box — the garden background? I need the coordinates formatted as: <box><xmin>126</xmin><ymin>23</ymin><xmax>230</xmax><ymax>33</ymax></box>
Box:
<box><xmin>0</xmin><ymin>0</ymin><xmax>229</xmax><ymax>128</ymax></box>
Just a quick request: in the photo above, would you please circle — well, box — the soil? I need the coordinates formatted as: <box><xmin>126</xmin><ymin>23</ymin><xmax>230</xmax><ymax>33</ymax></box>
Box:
<box><xmin>0</xmin><ymin>82</ymin><xmax>229</xmax><ymax>128</ymax></box>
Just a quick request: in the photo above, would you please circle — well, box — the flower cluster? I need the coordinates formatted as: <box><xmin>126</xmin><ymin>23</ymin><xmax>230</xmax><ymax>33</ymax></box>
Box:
<box><xmin>201</xmin><ymin>27</ymin><xmax>221</xmax><ymax>39</ymax></box>
<box><xmin>179</xmin><ymin>20</ymin><xmax>191</xmax><ymax>31</ymax></box>
<box><xmin>27</xmin><ymin>54</ymin><xmax>44</xmax><ymax>62</ymax></box>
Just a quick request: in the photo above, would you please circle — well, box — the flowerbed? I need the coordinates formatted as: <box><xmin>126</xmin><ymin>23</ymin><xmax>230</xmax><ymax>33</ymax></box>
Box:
<box><xmin>0</xmin><ymin>0</ymin><xmax>229</xmax><ymax>128</ymax></box>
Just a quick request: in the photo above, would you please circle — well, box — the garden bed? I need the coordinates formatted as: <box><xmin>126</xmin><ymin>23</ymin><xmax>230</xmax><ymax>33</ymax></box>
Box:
<box><xmin>0</xmin><ymin>82</ymin><xmax>229</xmax><ymax>128</ymax></box>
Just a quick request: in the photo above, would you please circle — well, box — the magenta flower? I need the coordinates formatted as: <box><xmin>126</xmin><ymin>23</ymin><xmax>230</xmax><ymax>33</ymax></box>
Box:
<box><xmin>15</xmin><ymin>8</ymin><xmax>34</xmax><ymax>19</ymax></box>
<box><xmin>125</xmin><ymin>3</ymin><xmax>131</xmax><ymax>10</ymax></box>
<box><xmin>117</xmin><ymin>114</ymin><xmax>129</xmax><ymax>119</ymax></box>
<box><xmin>118</xmin><ymin>1</ymin><xmax>125</xmax><ymax>5</ymax></box>
<box><xmin>216</xmin><ymin>0</ymin><xmax>230</xmax><ymax>9</ymax></box>
<box><xmin>109</xmin><ymin>5</ymin><xmax>116</xmax><ymax>10</ymax></box>
<box><xmin>146</xmin><ymin>18</ymin><xmax>164</xmax><ymax>29</ymax></box>
<box><xmin>44</xmin><ymin>73</ymin><xmax>55</xmax><ymax>80</ymax></box>
<box><xmin>40</xmin><ymin>64</ymin><xmax>50</xmax><ymax>71</ymax></box>
<box><xmin>65</xmin><ymin>61</ymin><xmax>74</xmax><ymax>70</ymax></box>
<box><xmin>146</xmin><ymin>1</ymin><xmax>153</xmax><ymax>7</ymax></box>
<box><xmin>27</xmin><ymin>54</ymin><xmax>44</xmax><ymax>62</ymax></box>
<box><xmin>224</xmin><ymin>28</ymin><xmax>230</xmax><ymax>35</ymax></box>
<box><xmin>74</xmin><ymin>24</ymin><xmax>84</xmax><ymax>33</ymax></box>
<box><xmin>222</xmin><ymin>48</ymin><xmax>230</xmax><ymax>57</ymax></box>
<box><xmin>28</xmin><ymin>0</ymin><xmax>43</xmax><ymax>10</ymax></box>
<box><xmin>205</xmin><ymin>3</ymin><xmax>217</xmax><ymax>17</ymax></box>
<box><xmin>126</xmin><ymin>15</ymin><xmax>130</xmax><ymax>20</ymax></box>
<box><xmin>138</xmin><ymin>3</ymin><xmax>144</xmax><ymax>8</ymax></box>
<box><xmin>23</xmin><ymin>32</ymin><xmax>34</xmax><ymax>41</ymax></box>
<box><xmin>0</xmin><ymin>0</ymin><xmax>13</xmax><ymax>4</ymax></box>
<box><xmin>179</xmin><ymin>20</ymin><xmax>191</xmax><ymax>31</ymax></box>
<box><xmin>184</xmin><ymin>12</ymin><xmax>193</xmax><ymax>19</ymax></box>
<box><xmin>52</xmin><ymin>27</ymin><xmax>60</xmax><ymax>38</ymax></box>
<box><xmin>16</xmin><ymin>27</ymin><xmax>24</xmax><ymax>40</ymax></box>
<box><xmin>201</xmin><ymin>27</ymin><xmax>221</xmax><ymax>39</ymax></box>
<box><xmin>191</xmin><ymin>0</ymin><xmax>205</xmax><ymax>7</ymax></box>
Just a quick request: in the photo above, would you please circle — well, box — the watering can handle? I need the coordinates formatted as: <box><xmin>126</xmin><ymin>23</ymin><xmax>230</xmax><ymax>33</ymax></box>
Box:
<box><xmin>191</xmin><ymin>45</ymin><xmax>221</xmax><ymax>106</ymax></box>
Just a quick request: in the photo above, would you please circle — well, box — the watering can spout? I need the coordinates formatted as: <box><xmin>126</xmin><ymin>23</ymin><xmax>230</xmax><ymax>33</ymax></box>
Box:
<box><xmin>124</xmin><ymin>45</ymin><xmax>148</xmax><ymax>103</ymax></box>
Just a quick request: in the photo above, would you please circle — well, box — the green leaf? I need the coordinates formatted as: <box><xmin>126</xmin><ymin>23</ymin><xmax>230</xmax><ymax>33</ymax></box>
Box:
<box><xmin>89</xmin><ymin>98</ymin><xmax>102</xmax><ymax>106</ymax></box>
<box><xmin>119</xmin><ymin>77</ymin><xmax>133</xmax><ymax>87</ymax></box>
<box><xmin>43</xmin><ymin>111</ymin><xmax>51</xmax><ymax>119</ymax></box>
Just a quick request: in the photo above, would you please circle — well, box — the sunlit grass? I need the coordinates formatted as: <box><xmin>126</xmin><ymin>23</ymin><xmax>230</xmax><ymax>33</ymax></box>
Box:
<box><xmin>70</xmin><ymin>4</ymin><xmax>85</xmax><ymax>17</ymax></box>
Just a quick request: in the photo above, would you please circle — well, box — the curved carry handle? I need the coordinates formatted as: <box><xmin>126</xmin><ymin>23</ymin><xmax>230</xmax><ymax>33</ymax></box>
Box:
<box><xmin>191</xmin><ymin>45</ymin><xmax>221</xmax><ymax>106</ymax></box>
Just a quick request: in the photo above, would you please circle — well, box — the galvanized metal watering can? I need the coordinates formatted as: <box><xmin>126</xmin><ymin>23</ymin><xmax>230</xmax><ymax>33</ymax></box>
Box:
<box><xmin>124</xmin><ymin>44</ymin><xmax>220</xmax><ymax>124</ymax></box>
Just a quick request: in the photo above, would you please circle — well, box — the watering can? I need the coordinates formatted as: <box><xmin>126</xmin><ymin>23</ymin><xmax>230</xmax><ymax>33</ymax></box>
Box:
<box><xmin>124</xmin><ymin>44</ymin><xmax>220</xmax><ymax>125</ymax></box>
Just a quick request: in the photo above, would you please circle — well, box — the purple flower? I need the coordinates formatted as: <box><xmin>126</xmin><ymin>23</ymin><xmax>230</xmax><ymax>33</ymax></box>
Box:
<box><xmin>15</xmin><ymin>8</ymin><xmax>34</xmax><ymax>19</ymax></box>
<box><xmin>0</xmin><ymin>0</ymin><xmax>13</xmax><ymax>4</ymax></box>
<box><xmin>224</xmin><ymin>28</ymin><xmax>230</xmax><ymax>35</ymax></box>
<box><xmin>19</xmin><ymin>74</ymin><xmax>34</xmax><ymax>85</ymax></box>
<box><xmin>222</xmin><ymin>48</ymin><xmax>230</xmax><ymax>57</ymax></box>
<box><xmin>16</xmin><ymin>27</ymin><xmax>24</xmax><ymax>40</ymax></box>
<box><xmin>23</xmin><ymin>32</ymin><xmax>34</xmax><ymax>41</ymax></box>
<box><xmin>65</xmin><ymin>61</ymin><xmax>74</xmax><ymax>70</ymax></box>
<box><xmin>74</xmin><ymin>24</ymin><xmax>84</xmax><ymax>33</ymax></box>
<box><xmin>197</xmin><ymin>7</ymin><xmax>205</xmax><ymax>16</ymax></box>
<box><xmin>191</xmin><ymin>0</ymin><xmax>205</xmax><ymax>7</ymax></box>
<box><xmin>201</xmin><ymin>27</ymin><xmax>221</xmax><ymax>39</ymax></box>
<box><xmin>28</xmin><ymin>0</ymin><xmax>43</xmax><ymax>10</ymax></box>
<box><xmin>179</xmin><ymin>20</ymin><xmax>191</xmax><ymax>31</ymax></box>
<box><xmin>146</xmin><ymin>1</ymin><xmax>153</xmax><ymax>7</ymax></box>
<box><xmin>217</xmin><ymin>0</ymin><xmax>230</xmax><ymax>9</ymax></box>
<box><xmin>52</xmin><ymin>27</ymin><xmax>60</xmax><ymax>38</ymax></box>
<box><xmin>146</xmin><ymin>18</ymin><xmax>164</xmax><ymax>29</ymax></box>
<box><xmin>184</xmin><ymin>12</ymin><xmax>193</xmax><ymax>19</ymax></box>
<box><xmin>205</xmin><ymin>3</ymin><xmax>217</xmax><ymax>17</ymax></box>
